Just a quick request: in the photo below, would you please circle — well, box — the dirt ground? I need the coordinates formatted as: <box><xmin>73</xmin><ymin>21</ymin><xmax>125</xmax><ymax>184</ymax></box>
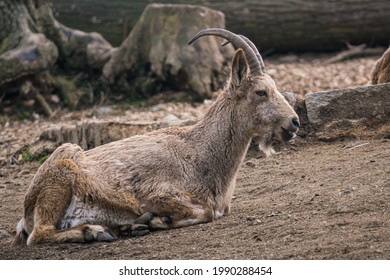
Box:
<box><xmin>0</xmin><ymin>135</ymin><xmax>389</xmax><ymax>260</ymax></box>
<box><xmin>0</xmin><ymin>54</ymin><xmax>389</xmax><ymax>260</ymax></box>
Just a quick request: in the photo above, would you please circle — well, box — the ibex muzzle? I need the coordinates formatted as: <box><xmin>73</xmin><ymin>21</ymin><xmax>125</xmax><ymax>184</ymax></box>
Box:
<box><xmin>13</xmin><ymin>28</ymin><xmax>299</xmax><ymax>246</ymax></box>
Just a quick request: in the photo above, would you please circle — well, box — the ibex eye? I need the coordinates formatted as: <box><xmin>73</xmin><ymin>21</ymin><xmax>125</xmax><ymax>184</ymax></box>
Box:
<box><xmin>255</xmin><ymin>90</ymin><xmax>267</xmax><ymax>97</ymax></box>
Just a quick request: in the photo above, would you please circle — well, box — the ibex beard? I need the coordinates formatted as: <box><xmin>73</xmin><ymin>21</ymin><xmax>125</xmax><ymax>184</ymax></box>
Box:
<box><xmin>13</xmin><ymin>29</ymin><xmax>299</xmax><ymax>246</ymax></box>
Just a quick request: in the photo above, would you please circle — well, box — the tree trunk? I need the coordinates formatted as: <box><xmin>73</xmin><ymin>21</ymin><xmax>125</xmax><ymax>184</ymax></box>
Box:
<box><xmin>0</xmin><ymin>0</ymin><xmax>58</xmax><ymax>87</ymax></box>
<box><xmin>0</xmin><ymin>0</ymin><xmax>115</xmax><ymax>115</ymax></box>
<box><xmin>214</xmin><ymin>0</ymin><xmax>390</xmax><ymax>52</ymax></box>
<box><xmin>52</xmin><ymin>0</ymin><xmax>390</xmax><ymax>52</ymax></box>
<box><xmin>0</xmin><ymin>0</ymin><xmax>113</xmax><ymax>84</ymax></box>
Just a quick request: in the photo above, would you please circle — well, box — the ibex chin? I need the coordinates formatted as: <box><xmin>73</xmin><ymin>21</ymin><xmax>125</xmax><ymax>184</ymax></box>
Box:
<box><xmin>13</xmin><ymin>28</ymin><xmax>299</xmax><ymax>246</ymax></box>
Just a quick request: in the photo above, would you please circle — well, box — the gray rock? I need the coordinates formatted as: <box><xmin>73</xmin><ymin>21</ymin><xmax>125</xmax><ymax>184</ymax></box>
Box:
<box><xmin>281</xmin><ymin>92</ymin><xmax>297</xmax><ymax>108</ymax></box>
<box><xmin>305</xmin><ymin>83</ymin><xmax>390</xmax><ymax>139</ymax></box>
<box><xmin>163</xmin><ymin>114</ymin><xmax>180</xmax><ymax>123</ymax></box>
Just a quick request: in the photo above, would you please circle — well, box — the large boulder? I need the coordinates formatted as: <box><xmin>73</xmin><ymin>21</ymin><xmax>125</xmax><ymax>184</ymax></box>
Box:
<box><xmin>102</xmin><ymin>3</ymin><xmax>234</xmax><ymax>100</ymax></box>
<box><xmin>305</xmin><ymin>83</ymin><xmax>390</xmax><ymax>140</ymax></box>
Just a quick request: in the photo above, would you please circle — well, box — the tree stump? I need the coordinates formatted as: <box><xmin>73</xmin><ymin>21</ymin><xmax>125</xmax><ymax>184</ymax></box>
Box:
<box><xmin>38</xmin><ymin>118</ymin><xmax>196</xmax><ymax>150</ymax></box>
<box><xmin>102</xmin><ymin>3</ymin><xmax>234</xmax><ymax>100</ymax></box>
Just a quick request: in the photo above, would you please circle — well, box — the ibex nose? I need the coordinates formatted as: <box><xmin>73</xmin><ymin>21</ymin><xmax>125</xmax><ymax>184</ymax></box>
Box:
<box><xmin>291</xmin><ymin>117</ymin><xmax>300</xmax><ymax>131</ymax></box>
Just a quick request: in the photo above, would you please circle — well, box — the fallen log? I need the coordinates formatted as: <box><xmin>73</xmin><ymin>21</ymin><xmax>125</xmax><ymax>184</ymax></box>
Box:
<box><xmin>52</xmin><ymin>0</ymin><xmax>390</xmax><ymax>52</ymax></box>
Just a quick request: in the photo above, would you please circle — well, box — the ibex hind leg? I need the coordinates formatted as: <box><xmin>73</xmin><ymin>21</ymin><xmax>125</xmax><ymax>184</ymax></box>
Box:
<box><xmin>26</xmin><ymin>159</ymin><xmax>117</xmax><ymax>245</ymax></box>
<box><xmin>28</xmin><ymin>224</ymin><xmax>117</xmax><ymax>245</ymax></box>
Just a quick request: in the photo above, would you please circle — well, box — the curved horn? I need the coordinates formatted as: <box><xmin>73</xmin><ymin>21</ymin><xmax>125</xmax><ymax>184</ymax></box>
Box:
<box><xmin>221</xmin><ymin>35</ymin><xmax>265</xmax><ymax>69</ymax></box>
<box><xmin>238</xmin><ymin>35</ymin><xmax>265</xmax><ymax>69</ymax></box>
<box><xmin>188</xmin><ymin>28</ymin><xmax>263</xmax><ymax>76</ymax></box>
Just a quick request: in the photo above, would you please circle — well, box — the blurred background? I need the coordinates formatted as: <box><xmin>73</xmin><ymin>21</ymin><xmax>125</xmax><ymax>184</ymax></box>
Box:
<box><xmin>52</xmin><ymin>0</ymin><xmax>390</xmax><ymax>52</ymax></box>
<box><xmin>1</xmin><ymin>0</ymin><xmax>389</xmax><ymax>119</ymax></box>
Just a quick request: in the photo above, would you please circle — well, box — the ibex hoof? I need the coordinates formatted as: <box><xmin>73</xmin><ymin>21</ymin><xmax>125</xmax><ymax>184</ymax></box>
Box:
<box><xmin>131</xmin><ymin>223</ymin><xmax>149</xmax><ymax>231</ymax></box>
<box><xmin>134</xmin><ymin>212</ymin><xmax>155</xmax><ymax>224</ymax></box>
<box><xmin>131</xmin><ymin>224</ymin><xmax>150</xmax><ymax>237</ymax></box>
<box><xmin>84</xmin><ymin>225</ymin><xmax>118</xmax><ymax>242</ymax></box>
<box><xmin>119</xmin><ymin>223</ymin><xmax>150</xmax><ymax>237</ymax></box>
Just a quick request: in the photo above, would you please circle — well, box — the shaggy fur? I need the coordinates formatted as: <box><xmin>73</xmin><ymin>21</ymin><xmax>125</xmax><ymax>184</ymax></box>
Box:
<box><xmin>371</xmin><ymin>47</ymin><xmax>390</xmax><ymax>84</ymax></box>
<box><xmin>13</xmin><ymin>47</ymin><xmax>299</xmax><ymax>246</ymax></box>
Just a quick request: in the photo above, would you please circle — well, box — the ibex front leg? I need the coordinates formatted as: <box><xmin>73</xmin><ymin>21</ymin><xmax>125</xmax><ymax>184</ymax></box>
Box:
<box><xmin>141</xmin><ymin>191</ymin><xmax>215</xmax><ymax>230</ymax></box>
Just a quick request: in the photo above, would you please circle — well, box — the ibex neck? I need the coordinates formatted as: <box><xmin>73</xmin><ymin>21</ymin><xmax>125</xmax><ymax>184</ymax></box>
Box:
<box><xmin>190</xmin><ymin>95</ymin><xmax>252</xmax><ymax>186</ymax></box>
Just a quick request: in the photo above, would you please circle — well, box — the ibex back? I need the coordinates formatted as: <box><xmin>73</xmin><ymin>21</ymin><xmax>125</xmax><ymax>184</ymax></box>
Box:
<box><xmin>13</xmin><ymin>28</ymin><xmax>299</xmax><ymax>246</ymax></box>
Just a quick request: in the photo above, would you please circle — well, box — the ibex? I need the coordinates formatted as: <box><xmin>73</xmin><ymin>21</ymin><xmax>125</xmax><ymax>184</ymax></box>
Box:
<box><xmin>13</xmin><ymin>28</ymin><xmax>299</xmax><ymax>246</ymax></box>
<box><xmin>371</xmin><ymin>46</ymin><xmax>390</xmax><ymax>84</ymax></box>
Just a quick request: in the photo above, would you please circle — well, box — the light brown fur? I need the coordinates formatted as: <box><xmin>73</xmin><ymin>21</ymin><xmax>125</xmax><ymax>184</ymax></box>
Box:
<box><xmin>13</xmin><ymin>46</ymin><xmax>299</xmax><ymax>246</ymax></box>
<box><xmin>371</xmin><ymin>47</ymin><xmax>390</xmax><ymax>84</ymax></box>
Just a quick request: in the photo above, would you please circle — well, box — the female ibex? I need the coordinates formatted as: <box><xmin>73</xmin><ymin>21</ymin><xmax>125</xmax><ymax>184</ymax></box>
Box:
<box><xmin>13</xmin><ymin>28</ymin><xmax>299</xmax><ymax>245</ymax></box>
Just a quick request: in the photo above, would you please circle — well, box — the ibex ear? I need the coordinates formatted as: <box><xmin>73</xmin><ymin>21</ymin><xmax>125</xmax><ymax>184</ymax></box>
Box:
<box><xmin>230</xmin><ymin>49</ymin><xmax>249</xmax><ymax>90</ymax></box>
